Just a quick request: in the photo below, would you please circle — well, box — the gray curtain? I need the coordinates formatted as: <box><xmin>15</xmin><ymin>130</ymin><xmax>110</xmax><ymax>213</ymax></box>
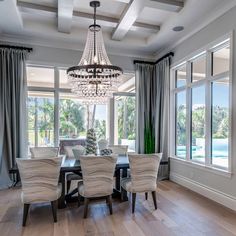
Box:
<box><xmin>135</xmin><ymin>57</ymin><xmax>171</xmax><ymax>179</ymax></box>
<box><xmin>0</xmin><ymin>48</ymin><xmax>28</xmax><ymax>189</ymax></box>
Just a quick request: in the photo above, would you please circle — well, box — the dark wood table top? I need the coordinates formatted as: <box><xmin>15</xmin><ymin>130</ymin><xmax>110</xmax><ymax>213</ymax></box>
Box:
<box><xmin>60</xmin><ymin>155</ymin><xmax>129</xmax><ymax>172</ymax></box>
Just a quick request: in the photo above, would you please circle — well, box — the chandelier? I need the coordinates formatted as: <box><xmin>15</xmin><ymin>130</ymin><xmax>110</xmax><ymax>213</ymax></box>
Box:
<box><xmin>67</xmin><ymin>1</ymin><xmax>123</xmax><ymax>104</ymax></box>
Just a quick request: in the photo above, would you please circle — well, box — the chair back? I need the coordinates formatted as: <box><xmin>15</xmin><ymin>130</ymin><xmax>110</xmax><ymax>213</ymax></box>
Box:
<box><xmin>30</xmin><ymin>147</ymin><xmax>59</xmax><ymax>158</ymax></box>
<box><xmin>108</xmin><ymin>145</ymin><xmax>128</xmax><ymax>155</ymax></box>
<box><xmin>98</xmin><ymin>139</ymin><xmax>108</xmax><ymax>151</ymax></box>
<box><xmin>72</xmin><ymin>146</ymin><xmax>86</xmax><ymax>160</ymax></box>
<box><xmin>16</xmin><ymin>157</ymin><xmax>62</xmax><ymax>203</ymax></box>
<box><xmin>80</xmin><ymin>155</ymin><xmax>117</xmax><ymax>197</ymax></box>
<box><xmin>128</xmin><ymin>153</ymin><xmax>162</xmax><ymax>192</ymax></box>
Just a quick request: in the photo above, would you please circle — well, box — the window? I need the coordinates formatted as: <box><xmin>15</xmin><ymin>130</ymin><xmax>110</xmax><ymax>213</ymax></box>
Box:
<box><xmin>175</xmin><ymin>91</ymin><xmax>186</xmax><ymax>158</ymax></box>
<box><xmin>175</xmin><ymin>65</ymin><xmax>186</xmax><ymax>88</ymax></box>
<box><xmin>59</xmin><ymin>93</ymin><xmax>87</xmax><ymax>139</ymax></box>
<box><xmin>211</xmin><ymin>78</ymin><xmax>229</xmax><ymax>168</ymax></box>
<box><xmin>191</xmin><ymin>55</ymin><xmax>206</xmax><ymax>82</ymax></box>
<box><xmin>28</xmin><ymin>91</ymin><xmax>54</xmax><ymax>147</ymax></box>
<box><xmin>171</xmin><ymin>36</ymin><xmax>231</xmax><ymax>170</ymax></box>
<box><xmin>27</xmin><ymin>67</ymin><xmax>134</xmax><ymax>149</ymax></box>
<box><xmin>114</xmin><ymin>95</ymin><xmax>136</xmax><ymax>152</ymax></box>
<box><xmin>191</xmin><ymin>86</ymin><xmax>205</xmax><ymax>162</ymax></box>
<box><xmin>27</xmin><ymin>66</ymin><xmax>54</xmax><ymax>88</ymax></box>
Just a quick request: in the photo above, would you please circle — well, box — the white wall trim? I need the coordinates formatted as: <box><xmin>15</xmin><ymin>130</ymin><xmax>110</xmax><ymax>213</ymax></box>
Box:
<box><xmin>170</xmin><ymin>172</ymin><xmax>236</xmax><ymax>211</ymax></box>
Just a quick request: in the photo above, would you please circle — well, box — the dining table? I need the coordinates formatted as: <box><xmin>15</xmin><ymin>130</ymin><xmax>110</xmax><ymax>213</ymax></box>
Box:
<box><xmin>58</xmin><ymin>155</ymin><xmax>130</xmax><ymax>209</ymax></box>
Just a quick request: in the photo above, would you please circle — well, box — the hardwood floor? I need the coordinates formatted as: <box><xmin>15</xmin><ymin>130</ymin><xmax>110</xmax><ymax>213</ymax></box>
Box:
<box><xmin>1</xmin><ymin>180</ymin><xmax>236</xmax><ymax>236</ymax></box>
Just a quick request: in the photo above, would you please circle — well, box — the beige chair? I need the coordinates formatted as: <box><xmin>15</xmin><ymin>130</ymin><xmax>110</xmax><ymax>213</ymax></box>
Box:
<box><xmin>121</xmin><ymin>153</ymin><xmax>162</xmax><ymax>213</ymax></box>
<box><xmin>16</xmin><ymin>157</ymin><xmax>62</xmax><ymax>226</ymax></box>
<box><xmin>97</xmin><ymin>139</ymin><xmax>108</xmax><ymax>151</ymax></box>
<box><xmin>108</xmin><ymin>145</ymin><xmax>128</xmax><ymax>155</ymax></box>
<box><xmin>30</xmin><ymin>147</ymin><xmax>59</xmax><ymax>158</ymax></box>
<box><xmin>78</xmin><ymin>155</ymin><xmax>117</xmax><ymax>218</ymax></box>
<box><xmin>65</xmin><ymin>148</ymin><xmax>85</xmax><ymax>194</ymax></box>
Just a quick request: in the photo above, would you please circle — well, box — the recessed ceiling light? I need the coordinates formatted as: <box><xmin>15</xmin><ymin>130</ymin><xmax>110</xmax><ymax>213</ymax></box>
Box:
<box><xmin>173</xmin><ymin>26</ymin><xmax>184</xmax><ymax>32</ymax></box>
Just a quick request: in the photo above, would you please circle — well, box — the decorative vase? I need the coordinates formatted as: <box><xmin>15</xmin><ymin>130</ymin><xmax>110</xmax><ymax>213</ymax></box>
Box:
<box><xmin>86</xmin><ymin>128</ymin><xmax>97</xmax><ymax>154</ymax></box>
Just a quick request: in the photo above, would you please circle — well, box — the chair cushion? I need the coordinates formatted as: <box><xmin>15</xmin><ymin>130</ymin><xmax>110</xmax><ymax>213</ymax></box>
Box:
<box><xmin>78</xmin><ymin>181</ymin><xmax>113</xmax><ymax>198</ymax></box>
<box><xmin>21</xmin><ymin>184</ymin><xmax>62</xmax><ymax>203</ymax></box>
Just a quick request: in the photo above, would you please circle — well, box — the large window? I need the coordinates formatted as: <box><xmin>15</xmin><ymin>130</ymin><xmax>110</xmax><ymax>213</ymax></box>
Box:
<box><xmin>28</xmin><ymin>91</ymin><xmax>54</xmax><ymax>147</ymax></box>
<box><xmin>27</xmin><ymin>67</ymin><xmax>134</xmax><ymax>148</ymax></box>
<box><xmin>114</xmin><ymin>95</ymin><xmax>136</xmax><ymax>152</ymax></box>
<box><xmin>171</xmin><ymin>36</ymin><xmax>231</xmax><ymax>170</ymax></box>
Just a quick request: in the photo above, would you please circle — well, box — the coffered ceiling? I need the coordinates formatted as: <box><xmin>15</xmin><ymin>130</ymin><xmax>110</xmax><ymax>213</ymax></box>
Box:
<box><xmin>0</xmin><ymin>0</ymin><xmax>235</xmax><ymax>58</ymax></box>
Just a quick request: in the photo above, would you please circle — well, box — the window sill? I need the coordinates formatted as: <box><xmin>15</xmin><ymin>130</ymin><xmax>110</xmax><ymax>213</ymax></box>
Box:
<box><xmin>170</xmin><ymin>156</ymin><xmax>232</xmax><ymax>178</ymax></box>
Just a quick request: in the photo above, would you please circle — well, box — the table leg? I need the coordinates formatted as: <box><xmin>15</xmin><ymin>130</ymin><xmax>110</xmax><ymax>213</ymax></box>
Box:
<box><xmin>121</xmin><ymin>168</ymin><xmax>128</xmax><ymax>201</ymax></box>
<box><xmin>58</xmin><ymin>171</ymin><xmax>66</xmax><ymax>209</ymax></box>
<box><xmin>115</xmin><ymin>168</ymin><xmax>121</xmax><ymax>191</ymax></box>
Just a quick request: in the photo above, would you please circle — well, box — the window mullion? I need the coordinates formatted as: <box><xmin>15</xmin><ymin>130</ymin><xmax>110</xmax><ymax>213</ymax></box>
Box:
<box><xmin>54</xmin><ymin>67</ymin><xmax>59</xmax><ymax>147</ymax></box>
<box><xmin>186</xmin><ymin>61</ymin><xmax>191</xmax><ymax>161</ymax></box>
<box><xmin>205</xmin><ymin>51</ymin><xmax>212</xmax><ymax>166</ymax></box>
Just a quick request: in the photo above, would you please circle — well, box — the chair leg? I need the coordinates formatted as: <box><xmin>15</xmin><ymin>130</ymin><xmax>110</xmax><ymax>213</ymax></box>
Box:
<box><xmin>67</xmin><ymin>180</ymin><xmax>71</xmax><ymax>193</ymax></box>
<box><xmin>78</xmin><ymin>193</ymin><xmax>81</xmax><ymax>207</ymax></box>
<box><xmin>22</xmin><ymin>204</ymin><xmax>30</xmax><ymax>227</ymax></box>
<box><xmin>145</xmin><ymin>192</ymin><xmax>148</xmax><ymax>200</ymax></box>
<box><xmin>107</xmin><ymin>195</ymin><xmax>113</xmax><ymax>215</ymax></box>
<box><xmin>132</xmin><ymin>193</ymin><xmax>136</xmax><ymax>214</ymax></box>
<box><xmin>152</xmin><ymin>191</ymin><xmax>157</xmax><ymax>210</ymax></box>
<box><xmin>51</xmin><ymin>200</ymin><xmax>58</xmax><ymax>223</ymax></box>
<box><xmin>84</xmin><ymin>198</ymin><xmax>89</xmax><ymax>218</ymax></box>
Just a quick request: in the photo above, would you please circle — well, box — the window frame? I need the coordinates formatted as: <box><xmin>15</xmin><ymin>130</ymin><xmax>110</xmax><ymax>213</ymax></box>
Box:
<box><xmin>170</xmin><ymin>33</ymin><xmax>233</xmax><ymax>173</ymax></box>
<box><xmin>27</xmin><ymin>66</ymin><xmax>136</xmax><ymax>148</ymax></box>
<box><xmin>27</xmin><ymin>66</ymin><xmax>110</xmax><ymax>146</ymax></box>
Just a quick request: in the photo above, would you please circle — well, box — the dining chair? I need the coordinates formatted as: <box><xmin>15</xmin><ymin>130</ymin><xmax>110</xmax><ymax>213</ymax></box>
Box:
<box><xmin>78</xmin><ymin>155</ymin><xmax>117</xmax><ymax>218</ymax></box>
<box><xmin>97</xmin><ymin>139</ymin><xmax>108</xmax><ymax>151</ymax></box>
<box><xmin>121</xmin><ymin>153</ymin><xmax>162</xmax><ymax>213</ymax></box>
<box><xmin>108</xmin><ymin>145</ymin><xmax>128</xmax><ymax>155</ymax></box>
<box><xmin>30</xmin><ymin>147</ymin><xmax>59</xmax><ymax>158</ymax></box>
<box><xmin>16</xmin><ymin>157</ymin><xmax>62</xmax><ymax>226</ymax></box>
<box><xmin>65</xmin><ymin>148</ymin><xmax>85</xmax><ymax>194</ymax></box>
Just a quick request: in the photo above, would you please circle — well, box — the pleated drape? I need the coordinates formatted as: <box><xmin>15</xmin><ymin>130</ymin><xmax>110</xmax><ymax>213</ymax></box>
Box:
<box><xmin>0</xmin><ymin>48</ymin><xmax>28</xmax><ymax>189</ymax></box>
<box><xmin>135</xmin><ymin>57</ymin><xmax>171</xmax><ymax>179</ymax></box>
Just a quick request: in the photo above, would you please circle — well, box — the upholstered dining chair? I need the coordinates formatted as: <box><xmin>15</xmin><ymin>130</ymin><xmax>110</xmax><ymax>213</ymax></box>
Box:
<box><xmin>16</xmin><ymin>157</ymin><xmax>62</xmax><ymax>226</ymax></box>
<box><xmin>65</xmin><ymin>148</ymin><xmax>85</xmax><ymax>194</ymax></box>
<box><xmin>30</xmin><ymin>147</ymin><xmax>59</xmax><ymax>158</ymax></box>
<box><xmin>97</xmin><ymin>139</ymin><xmax>108</xmax><ymax>151</ymax></box>
<box><xmin>121</xmin><ymin>153</ymin><xmax>162</xmax><ymax>213</ymax></box>
<box><xmin>108</xmin><ymin>145</ymin><xmax>128</xmax><ymax>155</ymax></box>
<box><xmin>78</xmin><ymin>155</ymin><xmax>117</xmax><ymax>218</ymax></box>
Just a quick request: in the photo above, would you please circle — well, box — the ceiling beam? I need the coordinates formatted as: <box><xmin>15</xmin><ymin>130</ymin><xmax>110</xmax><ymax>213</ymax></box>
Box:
<box><xmin>146</xmin><ymin>0</ymin><xmax>184</xmax><ymax>12</ymax></box>
<box><xmin>112</xmin><ymin>0</ymin><xmax>144</xmax><ymax>41</ymax></box>
<box><xmin>17</xmin><ymin>1</ymin><xmax>160</xmax><ymax>34</ymax></box>
<box><xmin>58</xmin><ymin>0</ymin><xmax>74</xmax><ymax>33</ymax></box>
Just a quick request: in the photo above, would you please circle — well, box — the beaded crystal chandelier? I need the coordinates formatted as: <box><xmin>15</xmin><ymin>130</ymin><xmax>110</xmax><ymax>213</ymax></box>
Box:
<box><xmin>67</xmin><ymin>1</ymin><xmax>123</xmax><ymax>104</ymax></box>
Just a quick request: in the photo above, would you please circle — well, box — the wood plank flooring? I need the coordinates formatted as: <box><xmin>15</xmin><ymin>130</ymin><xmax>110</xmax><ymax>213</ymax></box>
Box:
<box><xmin>1</xmin><ymin>180</ymin><xmax>236</xmax><ymax>236</ymax></box>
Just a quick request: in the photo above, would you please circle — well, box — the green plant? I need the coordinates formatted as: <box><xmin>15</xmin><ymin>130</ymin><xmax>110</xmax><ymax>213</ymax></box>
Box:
<box><xmin>144</xmin><ymin>123</ymin><xmax>155</xmax><ymax>154</ymax></box>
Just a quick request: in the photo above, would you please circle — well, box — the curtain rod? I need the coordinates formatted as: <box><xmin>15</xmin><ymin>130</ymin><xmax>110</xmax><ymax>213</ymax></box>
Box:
<box><xmin>133</xmin><ymin>52</ymin><xmax>174</xmax><ymax>65</ymax></box>
<box><xmin>0</xmin><ymin>45</ymin><xmax>33</xmax><ymax>52</ymax></box>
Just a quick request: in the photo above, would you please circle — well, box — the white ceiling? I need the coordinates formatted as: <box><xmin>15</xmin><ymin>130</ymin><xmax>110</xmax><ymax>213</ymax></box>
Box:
<box><xmin>0</xmin><ymin>0</ymin><xmax>235</xmax><ymax>58</ymax></box>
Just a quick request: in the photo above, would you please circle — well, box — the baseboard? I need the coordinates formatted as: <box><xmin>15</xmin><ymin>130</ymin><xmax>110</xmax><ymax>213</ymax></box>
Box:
<box><xmin>170</xmin><ymin>172</ymin><xmax>236</xmax><ymax>211</ymax></box>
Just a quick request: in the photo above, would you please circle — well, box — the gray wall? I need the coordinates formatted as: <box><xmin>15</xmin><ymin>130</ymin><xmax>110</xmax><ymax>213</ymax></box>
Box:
<box><xmin>170</xmin><ymin>6</ymin><xmax>236</xmax><ymax>197</ymax></box>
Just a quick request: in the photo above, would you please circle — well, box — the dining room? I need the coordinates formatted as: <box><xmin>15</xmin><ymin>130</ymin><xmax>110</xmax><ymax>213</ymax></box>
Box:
<box><xmin>1</xmin><ymin>0</ymin><xmax>236</xmax><ymax>235</ymax></box>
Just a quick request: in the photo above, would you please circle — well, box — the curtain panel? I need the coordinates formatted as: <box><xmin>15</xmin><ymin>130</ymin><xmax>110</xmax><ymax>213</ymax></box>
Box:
<box><xmin>135</xmin><ymin>57</ymin><xmax>171</xmax><ymax>179</ymax></box>
<box><xmin>0</xmin><ymin>48</ymin><xmax>28</xmax><ymax>189</ymax></box>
